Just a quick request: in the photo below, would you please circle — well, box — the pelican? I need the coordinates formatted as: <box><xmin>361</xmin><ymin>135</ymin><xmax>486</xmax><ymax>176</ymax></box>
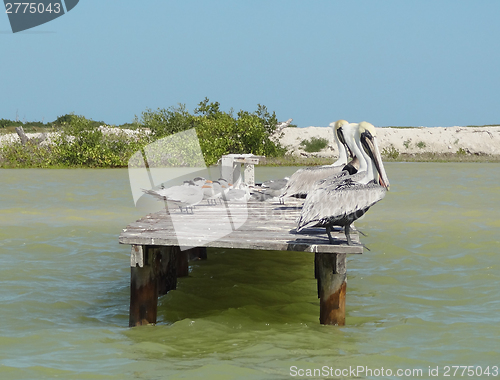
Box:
<box><xmin>297</xmin><ymin>122</ymin><xmax>390</xmax><ymax>245</ymax></box>
<box><xmin>312</xmin><ymin>122</ymin><xmax>373</xmax><ymax>190</ymax></box>
<box><xmin>279</xmin><ymin>120</ymin><xmax>358</xmax><ymax>199</ymax></box>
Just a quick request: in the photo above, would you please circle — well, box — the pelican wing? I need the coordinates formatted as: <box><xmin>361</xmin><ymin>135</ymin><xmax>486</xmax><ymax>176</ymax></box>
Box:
<box><xmin>280</xmin><ymin>165</ymin><xmax>344</xmax><ymax>197</ymax></box>
<box><xmin>297</xmin><ymin>180</ymin><xmax>386</xmax><ymax>231</ymax></box>
<box><xmin>314</xmin><ymin>169</ymin><xmax>354</xmax><ymax>189</ymax></box>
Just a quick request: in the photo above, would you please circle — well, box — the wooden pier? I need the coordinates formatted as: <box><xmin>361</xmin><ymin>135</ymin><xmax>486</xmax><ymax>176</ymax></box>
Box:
<box><xmin>119</xmin><ymin>199</ymin><xmax>363</xmax><ymax>327</ymax></box>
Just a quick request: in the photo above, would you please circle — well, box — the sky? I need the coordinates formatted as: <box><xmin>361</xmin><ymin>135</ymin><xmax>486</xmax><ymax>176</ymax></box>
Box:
<box><xmin>1</xmin><ymin>0</ymin><xmax>500</xmax><ymax>128</ymax></box>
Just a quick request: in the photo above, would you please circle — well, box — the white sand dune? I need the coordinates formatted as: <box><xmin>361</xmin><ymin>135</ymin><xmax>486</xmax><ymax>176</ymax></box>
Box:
<box><xmin>2</xmin><ymin>125</ymin><xmax>500</xmax><ymax>158</ymax></box>
<box><xmin>279</xmin><ymin>125</ymin><xmax>500</xmax><ymax>157</ymax></box>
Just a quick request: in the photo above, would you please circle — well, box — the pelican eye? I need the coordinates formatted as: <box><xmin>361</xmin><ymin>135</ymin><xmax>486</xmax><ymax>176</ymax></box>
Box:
<box><xmin>361</xmin><ymin>130</ymin><xmax>373</xmax><ymax>140</ymax></box>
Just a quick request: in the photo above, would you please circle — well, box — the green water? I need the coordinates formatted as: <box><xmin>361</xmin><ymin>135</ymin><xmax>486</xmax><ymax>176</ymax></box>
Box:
<box><xmin>0</xmin><ymin>164</ymin><xmax>499</xmax><ymax>379</ymax></box>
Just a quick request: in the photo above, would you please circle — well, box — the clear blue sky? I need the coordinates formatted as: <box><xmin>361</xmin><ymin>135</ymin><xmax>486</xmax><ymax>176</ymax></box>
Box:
<box><xmin>2</xmin><ymin>0</ymin><xmax>500</xmax><ymax>127</ymax></box>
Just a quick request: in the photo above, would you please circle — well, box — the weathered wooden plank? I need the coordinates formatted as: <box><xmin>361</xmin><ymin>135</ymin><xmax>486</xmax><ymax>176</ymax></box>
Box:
<box><xmin>120</xmin><ymin>199</ymin><xmax>363</xmax><ymax>254</ymax></box>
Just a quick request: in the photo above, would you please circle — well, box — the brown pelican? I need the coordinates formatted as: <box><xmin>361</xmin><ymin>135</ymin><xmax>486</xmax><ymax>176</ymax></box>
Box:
<box><xmin>297</xmin><ymin>122</ymin><xmax>390</xmax><ymax>245</ymax></box>
<box><xmin>279</xmin><ymin>120</ymin><xmax>357</xmax><ymax>199</ymax></box>
<box><xmin>312</xmin><ymin>122</ymin><xmax>373</xmax><ymax>190</ymax></box>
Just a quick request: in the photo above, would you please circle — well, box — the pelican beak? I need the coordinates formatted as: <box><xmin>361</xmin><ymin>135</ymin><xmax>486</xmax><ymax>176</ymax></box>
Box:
<box><xmin>361</xmin><ymin>134</ymin><xmax>390</xmax><ymax>191</ymax></box>
<box><xmin>337</xmin><ymin>127</ymin><xmax>354</xmax><ymax>158</ymax></box>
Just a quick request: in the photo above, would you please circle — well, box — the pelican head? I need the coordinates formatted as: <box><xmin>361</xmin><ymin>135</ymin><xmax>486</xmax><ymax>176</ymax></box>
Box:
<box><xmin>358</xmin><ymin>121</ymin><xmax>390</xmax><ymax>190</ymax></box>
<box><xmin>329</xmin><ymin>119</ymin><xmax>353</xmax><ymax>160</ymax></box>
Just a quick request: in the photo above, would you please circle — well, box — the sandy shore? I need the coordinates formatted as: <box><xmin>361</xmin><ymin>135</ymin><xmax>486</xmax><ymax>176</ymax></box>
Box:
<box><xmin>279</xmin><ymin>126</ymin><xmax>500</xmax><ymax>157</ymax></box>
<box><xmin>2</xmin><ymin>125</ymin><xmax>500</xmax><ymax>159</ymax></box>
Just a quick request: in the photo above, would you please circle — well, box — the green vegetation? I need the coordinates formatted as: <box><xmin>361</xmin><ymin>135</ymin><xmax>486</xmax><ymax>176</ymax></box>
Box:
<box><xmin>382</xmin><ymin>144</ymin><xmax>400</xmax><ymax>159</ymax></box>
<box><xmin>137</xmin><ymin>99</ymin><xmax>285</xmax><ymax>166</ymax></box>
<box><xmin>299</xmin><ymin>137</ymin><xmax>329</xmax><ymax>153</ymax></box>
<box><xmin>0</xmin><ymin>98</ymin><xmax>286</xmax><ymax>168</ymax></box>
<box><xmin>1</xmin><ymin>115</ymin><xmax>147</xmax><ymax>168</ymax></box>
<box><xmin>3</xmin><ymin>107</ymin><xmax>500</xmax><ymax>168</ymax></box>
<box><xmin>416</xmin><ymin>141</ymin><xmax>427</xmax><ymax>149</ymax></box>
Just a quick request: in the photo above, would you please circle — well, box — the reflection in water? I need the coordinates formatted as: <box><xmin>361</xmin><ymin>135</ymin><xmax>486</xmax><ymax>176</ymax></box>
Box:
<box><xmin>0</xmin><ymin>163</ymin><xmax>499</xmax><ymax>379</ymax></box>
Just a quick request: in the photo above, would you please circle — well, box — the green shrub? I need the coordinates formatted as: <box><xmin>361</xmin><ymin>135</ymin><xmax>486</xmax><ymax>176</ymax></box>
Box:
<box><xmin>0</xmin><ymin>99</ymin><xmax>285</xmax><ymax>168</ymax></box>
<box><xmin>0</xmin><ymin>141</ymin><xmax>53</xmax><ymax>167</ymax></box>
<box><xmin>0</xmin><ymin>118</ymin><xmax>24</xmax><ymax>129</ymax></box>
<box><xmin>195</xmin><ymin>108</ymin><xmax>285</xmax><ymax>166</ymax></box>
<box><xmin>52</xmin><ymin>115</ymin><xmax>149</xmax><ymax>167</ymax></box>
<box><xmin>382</xmin><ymin>144</ymin><xmax>400</xmax><ymax>159</ymax></box>
<box><xmin>139</xmin><ymin>104</ymin><xmax>195</xmax><ymax>139</ymax></box>
<box><xmin>138</xmin><ymin>98</ymin><xmax>285</xmax><ymax>166</ymax></box>
<box><xmin>416</xmin><ymin>141</ymin><xmax>427</xmax><ymax>149</ymax></box>
<box><xmin>300</xmin><ymin>137</ymin><xmax>329</xmax><ymax>153</ymax></box>
<box><xmin>403</xmin><ymin>139</ymin><xmax>411</xmax><ymax>149</ymax></box>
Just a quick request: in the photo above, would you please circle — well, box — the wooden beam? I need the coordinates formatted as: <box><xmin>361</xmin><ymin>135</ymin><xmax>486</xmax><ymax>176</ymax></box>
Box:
<box><xmin>316</xmin><ymin>253</ymin><xmax>347</xmax><ymax>325</ymax></box>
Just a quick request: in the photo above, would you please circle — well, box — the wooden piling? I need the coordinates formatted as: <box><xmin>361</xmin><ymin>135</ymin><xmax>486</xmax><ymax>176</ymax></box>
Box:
<box><xmin>129</xmin><ymin>245</ymin><xmax>181</xmax><ymax>327</ymax></box>
<box><xmin>316</xmin><ymin>253</ymin><xmax>347</xmax><ymax>325</ymax></box>
<box><xmin>129</xmin><ymin>246</ymin><xmax>158</xmax><ymax>327</ymax></box>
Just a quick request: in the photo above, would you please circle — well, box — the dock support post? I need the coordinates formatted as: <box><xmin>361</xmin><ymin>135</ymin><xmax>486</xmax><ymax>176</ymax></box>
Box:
<box><xmin>129</xmin><ymin>246</ymin><xmax>180</xmax><ymax>327</ymax></box>
<box><xmin>316</xmin><ymin>253</ymin><xmax>347</xmax><ymax>325</ymax></box>
<box><xmin>129</xmin><ymin>246</ymin><xmax>159</xmax><ymax>327</ymax></box>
